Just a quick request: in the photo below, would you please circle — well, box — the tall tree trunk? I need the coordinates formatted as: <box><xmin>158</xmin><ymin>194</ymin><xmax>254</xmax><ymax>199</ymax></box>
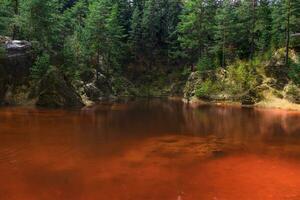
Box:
<box><xmin>285</xmin><ymin>0</ymin><xmax>291</xmax><ymax>67</ymax></box>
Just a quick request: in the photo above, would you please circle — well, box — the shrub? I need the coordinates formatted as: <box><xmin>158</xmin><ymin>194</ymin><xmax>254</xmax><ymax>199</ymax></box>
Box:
<box><xmin>289</xmin><ymin>60</ymin><xmax>300</xmax><ymax>85</ymax></box>
<box><xmin>284</xmin><ymin>83</ymin><xmax>300</xmax><ymax>103</ymax></box>
<box><xmin>195</xmin><ymin>80</ymin><xmax>218</xmax><ymax>99</ymax></box>
<box><xmin>226</xmin><ymin>61</ymin><xmax>257</xmax><ymax>94</ymax></box>
<box><xmin>30</xmin><ymin>53</ymin><xmax>50</xmax><ymax>81</ymax></box>
<box><xmin>196</xmin><ymin>56</ymin><xmax>215</xmax><ymax>72</ymax></box>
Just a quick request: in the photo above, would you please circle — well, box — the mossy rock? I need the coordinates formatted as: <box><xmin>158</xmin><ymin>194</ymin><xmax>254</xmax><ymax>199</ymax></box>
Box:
<box><xmin>241</xmin><ymin>89</ymin><xmax>262</xmax><ymax>105</ymax></box>
<box><xmin>241</xmin><ymin>94</ymin><xmax>256</xmax><ymax>105</ymax></box>
<box><xmin>36</xmin><ymin>67</ymin><xmax>84</xmax><ymax>108</ymax></box>
<box><xmin>83</xmin><ymin>83</ymin><xmax>104</xmax><ymax>101</ymax></box>
<box><xmin>183</xmin><ymin>71</ymin><xmax>204</xmax><ymax>99</ymax></box>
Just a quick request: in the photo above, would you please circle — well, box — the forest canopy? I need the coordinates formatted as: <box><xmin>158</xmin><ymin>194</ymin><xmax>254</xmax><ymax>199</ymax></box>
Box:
<box><xmin>0</xmin><ymin>0</ymin><xmax>299</xmax><ymax>79</ymax></box>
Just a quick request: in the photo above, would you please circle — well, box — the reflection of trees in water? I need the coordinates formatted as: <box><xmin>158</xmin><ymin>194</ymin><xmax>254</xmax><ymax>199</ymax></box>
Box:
<box><xmin>76</xmin><ymin>100</ymin><xmax>300</xmax><ymax>157</ymax></box>
<box><xmin>182</xmin><ymin>105</ymin><xmax>300</xmax><ymax>143</ymax></box>
<box><xmin>80</xmin><ymin>99</ymin><xmax>186</xmax><ymax>138</ymax></box>
<box><xmin>0</xmin><ymin>102</ymin><xmax>300</xmax><ymax>167</ymax></box>
<box><xmin>257</xmin><ymin>110</ymin><xmax>300</xmax><ymax>137</ymax></box>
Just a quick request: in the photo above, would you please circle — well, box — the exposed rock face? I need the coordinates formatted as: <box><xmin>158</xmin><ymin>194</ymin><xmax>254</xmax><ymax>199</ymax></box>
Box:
<box><xmin>36</xmin><ymin>67</ymin><xmax>84</xmax><ymax>108</ymax></box>
<box><xmin>0</xmin><ymin>36</ymin><xmax>33</xmax><ymax>104</ymax></box>
<box><xmin>80</xmin><ymin>69</ymin><xmax>112</xmax><ymax>101</ymax></box>
<box><xmin>183</xmin><ymin>70</ymin><xmax>223</xmax><ymax>100</ymax></box>
<box><xmin>84</xmin><ymin>82</ymin><xmax>104</xmax><ymax>101</ymax></box>
<box><xmin>183</xmin><ymin>71</ymin><xmax>205</xmax><ymax>99</ymax></box>
<box><xmin>0</xmin><ymin>71</ymin><xmax>7</xmax><ymax>104</ymax></box>
<box><xmin>0</xmin><ymin>36</ymin><xmax>33</xmax><ymax>83</ymax></box>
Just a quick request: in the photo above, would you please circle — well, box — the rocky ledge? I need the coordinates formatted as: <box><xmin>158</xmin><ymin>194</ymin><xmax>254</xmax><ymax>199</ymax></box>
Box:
<box><xmin>0</xmin><ymin>36</ymin><xmax>33</xmax><ymax>104</ymax></box>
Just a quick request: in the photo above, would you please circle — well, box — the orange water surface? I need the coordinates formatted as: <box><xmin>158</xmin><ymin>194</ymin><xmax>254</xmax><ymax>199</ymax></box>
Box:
<box><xmin>0</xmin><ymin>99</ymin><xmax>300</xmax><ymax>200</ymax></box>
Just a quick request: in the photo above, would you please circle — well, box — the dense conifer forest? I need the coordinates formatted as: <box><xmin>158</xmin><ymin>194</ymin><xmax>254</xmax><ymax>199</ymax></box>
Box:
<box><xmin>0</xmin><ymin>0</ymin><xmax>299</xmax><ymax>107</ymax></box>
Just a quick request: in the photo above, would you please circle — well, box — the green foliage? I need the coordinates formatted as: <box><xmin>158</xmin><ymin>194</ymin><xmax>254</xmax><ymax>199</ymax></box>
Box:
<box><xmin>19</xmin><ymin>0</ymin><xmax>63</xmax><ymax>51</ymax></box>
<box><xmin>196</xmin><ymin>56</ymin><xmax>215</xmax><ymax>72</ymax></box>
<box><xmin>0</xmin><ymin>0</ymin><xmax>13</xmax><ymax>36</ymax></box>
<box><xmin>284</xmin><ymin>82</ymin><xmax>300</xmax><ymax>103</ymax></box>
<box><xmin>0</xmin><ymin>0</ymin><xmax>298</xmax><ymax>91</ymax></box>
<box><xmin>226</xmin><ymin>61</ymin><xmax>258</xmax><ymax>94</ymax></box>
<box><xmin>256</xmin><ymin>0</ymin><xmax>272</xmax><ymax>52</ymax></box>
<box><xmin>129</xmin><ymin>5</ymin><xmax>143</xmax><ymax>58</ymax></box>
<box><xmin>30</xmin><ymin>53</ymin><xmax>50</xmax><ymax>81</ymax></box>
<box><xmin>195</xmin><ymin>80</ymin><xmax>219</xmax><ymax>99</ymax></box>
<box><xmin>141</xmin><ymin>0</ymin><xmax>182</xmax><ymax>61</ymax></box>
<box><xmin>289</xmin><ymin>60</ymin><xmax>300</xmax><ymax>85</ymax></box>
<box><xmin>84</xmin><ymin>0</ymin><xmax>127</xmax><ymax>74</ymax></box>
<box><xmin>177</xmin><ymin>0</ymin><xmax>216</xmax><ymax>62</ymax></box>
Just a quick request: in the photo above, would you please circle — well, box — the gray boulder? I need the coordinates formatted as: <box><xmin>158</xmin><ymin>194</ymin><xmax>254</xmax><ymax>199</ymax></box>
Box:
<box><xmin>0</xmin><ymin>36</ymin><xmax>33</xmax><ymax>104</ymax></box>
<box><xmin>36</xmin><ymin>67</ymin><xmax>84</xmax><ymax>108</ymax></box>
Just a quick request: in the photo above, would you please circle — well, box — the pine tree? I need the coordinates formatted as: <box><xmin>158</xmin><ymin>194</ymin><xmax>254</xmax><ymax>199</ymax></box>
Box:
<box><xmin>285</xmin><ymin>0</ymin><xmax>300</xmax><ymax>65</ymax></box>
<box><xmin>271</xmin><ymin>0</ymin><xmax>300</xmax><ymax>65</ymax></box>
<box><xmin>139</xmin><ymin>0</ymin><xmax>182</xmax><ymax>66</ymax></box>
<box><xmin>177</xmin><ymin>0</ymin><xmax>217</xmax><ymax>67</ymax></box>
<box><xmin>19</xmin><ymin>0</ymin><xmax>63</xmax><ymax>51</ymax></box>
<box><xmin>0</xmin><ymin>0</ymin><xmax>20</xmax><ymax>38</ymax></box>
<box><xmin>271</xmin><ymin>0</ymin><xmax>287</xmax><ymax>49</ymax></box>
<box><xmin>213</xmin><ymin>0</ymin><xmax>235</xmax><ymax>67</ymax></box>
<box><xmin>255</xmin><ymin>0</ymin><xmax>272</xmax><ymax>52</ymax></box>
<box><xmin>141</xmin><ymin>0</ymin><xmax>161</xmax><ymax>65</ymax></box>
<box><xmin>129</xmin><ymin>5</ymin><xmax>143</xmax><ymax>59</ymax></box>
<box><xmin>84</xmin><ymin>0</ymin><xmax>110</xmax><ymax>73</ymax></box>
<box><xmin>84</xmin><ymin>0</ymin><xmax>126</xmax><ymax>75</ymax></box>
<box><xmin>105</xmin><ymin>4</ymin><xmax>127</xmax><ymax>72</ymax></box>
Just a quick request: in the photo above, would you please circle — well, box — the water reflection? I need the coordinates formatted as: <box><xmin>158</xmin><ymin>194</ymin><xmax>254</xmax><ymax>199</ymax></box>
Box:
<box><xmin>0</xmin><ymin>100</ymin><xmax>300</xmax><ymax>200</ymax></box>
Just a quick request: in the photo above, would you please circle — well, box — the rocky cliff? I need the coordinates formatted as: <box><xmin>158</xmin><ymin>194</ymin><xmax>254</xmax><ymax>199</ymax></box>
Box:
<box><xmin>0</xmin><ymin>36</ymin><xmax>84</xmax><ymax>108</ymax></box>
<box><xmin>0</xmin><ymin>36</ymin><xmax>33</xmax><ymax>105</ymax></box>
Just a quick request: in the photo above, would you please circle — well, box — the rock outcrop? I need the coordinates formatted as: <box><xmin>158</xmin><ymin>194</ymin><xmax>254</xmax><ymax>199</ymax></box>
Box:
<box><xmin>80</xmin><ymin>69</ymin><xmax>112</xmax><ymax>101</ymax></box>
<box><xmin>0</xmin><ymin>36</ymin><xmax>33</xmax><ymax>105</ymax></box>
<box><xmin>36</xmin><ymin>67</ymin><xmax>84</xmax><ymax>108</ymax></box>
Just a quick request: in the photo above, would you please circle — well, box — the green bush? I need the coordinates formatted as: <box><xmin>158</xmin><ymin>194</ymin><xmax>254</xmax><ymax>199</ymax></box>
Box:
<box><xmin>226</xmin><ymin>61</ymin><xmax>257</xmax><ymax>94</ymax></box>
<box><xmin>196</xmin><ymin>56</ymin><xmax>215</xmax><ymax>72</ymax></box>
<box><xmin>30</xmin><ymin>53</ymin><xmax>50</xmax><ymax>81</ymax></box>
<box><xmin>195</xmin><ymin>80</ymin><xmax>218</xmax><ymax>99</ymax></box>
<box><xmin>289</xmin><ymin>60</ymin><xmax>300</xmax><ymax>85</ymax></box>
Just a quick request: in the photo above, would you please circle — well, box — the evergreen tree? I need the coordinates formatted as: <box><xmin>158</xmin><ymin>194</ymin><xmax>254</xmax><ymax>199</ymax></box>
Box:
<box><xmin>285</xmin><ymin>0</ymin><xmax>300</xmax><ymax>65</ymax></box>
<box><xmin>213</xmin><ymin>0</ymin><xmax>236</xmax><ymax>67</ymax></box>
<box><xmin>235</xmin><ymin>0</ymin><xmax>254</xmax><ymax>59</ymax></box>
<box><xmin>141</xmin><ymin>0</ymin><xmax>162</xmax><ymax>65</ymax></box>
<box><xmin>129</xmin><ymin>5</ymin><xmax>143</xmax><ymax>60</ymax></box>
<box><xmin>271</xmin><ymin>0</ymin><xmax>300</xmax><ymax>65</ymax></box>
<box><xmin>177</xmin><ymin>0</ymin><xmax>217</xmax><ymax>67</ymax></box>
<box><xmin>84</xmin><ymin>0</ymin><xmax>126</xmax><ymax>75</ymax></box>
<box><xmin>105</xmin><ymin>4</ymin><xmax>127</xmax><ymax>72</ymax></box>
<box><xmin>271</xmin><ymin>0</ymin><xmax>286</xmax><ymax>49</ymax></box>
<box><xmin>255</xmin><ymin>0</ymin><xmax>272</xmax><ymax>52</ymax></box>
<box><xmin>19</xmin><ymin>0</ymin><xmax>63</xmax><ymax>51</ymax></box>
<box><xmin>138</xmin><ymin>0</ymin><xmax>182</xmax><ymax>66</ymax></box>
<box><xmin>0</xmin><ymin>0</ymin><xmax>20</xmax><ymax>38</ymax></box>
